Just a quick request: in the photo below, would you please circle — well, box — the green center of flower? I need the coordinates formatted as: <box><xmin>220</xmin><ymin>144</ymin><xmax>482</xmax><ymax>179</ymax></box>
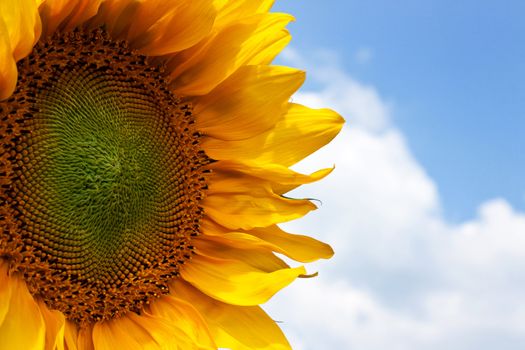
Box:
<box><xmin>37</xmin><ymin>67</ymin><xmax>160</xmax><ymax>270</ymax></box>
<box><xmin>0</xmin><ymin>28</ymin><xmax>208</xmax><ymax>324</ymax></box>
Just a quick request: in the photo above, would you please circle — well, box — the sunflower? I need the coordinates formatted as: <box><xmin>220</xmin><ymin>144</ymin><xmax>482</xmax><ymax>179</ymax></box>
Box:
<box><xmin>0</xmin><ymin>0</ymin><xmax>343</xmax><ymax>349</ymax></box>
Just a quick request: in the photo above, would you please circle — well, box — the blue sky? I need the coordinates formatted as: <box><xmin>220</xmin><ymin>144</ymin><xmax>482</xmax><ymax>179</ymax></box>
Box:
<box><xmin>264</xmin><ymin>1</ymin><xmax>525</xmax><ymax>349</ymax></box>
<box><xmin>273</xmin><ymin>0</ymin><xmax>525</xmax><ymax>222</ymax></box>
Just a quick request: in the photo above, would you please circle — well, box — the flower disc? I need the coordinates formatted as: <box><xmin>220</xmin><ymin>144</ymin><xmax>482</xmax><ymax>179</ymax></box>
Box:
<box><xmin>0</xmin><ymin>28</ymin><xmax>208</xmax><ymax>325</ymax></box>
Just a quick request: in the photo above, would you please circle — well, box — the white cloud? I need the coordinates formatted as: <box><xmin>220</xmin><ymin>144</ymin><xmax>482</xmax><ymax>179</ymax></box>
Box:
<box><xmin>269</xmin><ymin>277</ymin><xmax>439</xmax><ymax>350</ymax></box>
<box><xmin>265</xmin><ymin>49</ymin><xmax>525</xmax><ymax>349</ymax></box>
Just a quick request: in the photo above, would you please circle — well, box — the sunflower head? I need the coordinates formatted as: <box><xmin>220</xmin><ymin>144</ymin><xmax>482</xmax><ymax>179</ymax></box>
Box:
<box><xmin>0</xmin><ymin>1</ymin><xmax>343</xmax><ymax>349</ymax></box>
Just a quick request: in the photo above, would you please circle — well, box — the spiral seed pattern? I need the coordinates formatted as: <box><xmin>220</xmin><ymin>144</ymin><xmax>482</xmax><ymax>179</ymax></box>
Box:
<box><xmin>0</xmin><ymin>28</ymin><xmax>209</xmax><ymax>324</ymax></box>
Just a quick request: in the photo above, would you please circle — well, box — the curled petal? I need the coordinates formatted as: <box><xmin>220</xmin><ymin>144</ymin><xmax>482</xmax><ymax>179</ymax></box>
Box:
<box><xmin>181</xmin><ymin>253</ymin><xmax>305</xmax><ymax>306</ymax></box>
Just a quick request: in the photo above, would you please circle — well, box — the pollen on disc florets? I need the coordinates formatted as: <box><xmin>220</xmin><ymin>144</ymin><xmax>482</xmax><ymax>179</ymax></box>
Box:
<box><xmin>0</xmin><ymin>28</ymin><xmax>210</xmax><ymax>325</ymax></box>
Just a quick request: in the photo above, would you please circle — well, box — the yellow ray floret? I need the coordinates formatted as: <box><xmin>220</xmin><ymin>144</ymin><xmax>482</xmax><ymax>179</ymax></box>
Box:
<box><xmin>181</xmin><ymin>253</ymin><xmax>306</xmax><ymax>305</ymax></box>
<box><xmin>203</xmin><ymin>103</ymin><xmax>344</xmax><ymax>166</ymax></box>
<box><xmin>0</xmin><ymin>262</ymin><xmax>45</xmax><ymax>350</ymax></box>
<box><xmin>173</xmin><ymin>281</ymin><xmax>292</xmax><ymax>350</ymax></box>
<box><xmin>194</xmin><ymin>65</ymin><xmax>305</xmax><ymax>140</ymax></box>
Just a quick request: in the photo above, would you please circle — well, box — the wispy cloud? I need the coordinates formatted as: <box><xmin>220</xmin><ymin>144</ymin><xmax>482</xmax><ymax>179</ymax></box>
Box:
<box><xmin>266</xmin><ymin>48</ymin><xmax>525</xmax><ymax>350</ymax></box>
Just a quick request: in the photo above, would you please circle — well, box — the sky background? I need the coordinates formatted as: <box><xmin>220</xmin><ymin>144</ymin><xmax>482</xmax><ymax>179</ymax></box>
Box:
<box><xmin>264</xmin><ymin>1</ymin><xmax>525</xmax><ymax>349</ymax></box>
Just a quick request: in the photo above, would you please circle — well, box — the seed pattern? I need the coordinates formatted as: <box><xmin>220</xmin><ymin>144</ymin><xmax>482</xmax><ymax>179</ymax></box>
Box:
<box><xmin>0</xmin><ymin>28</ymin><xmax>210</xmax><ymax>325</ymax></box>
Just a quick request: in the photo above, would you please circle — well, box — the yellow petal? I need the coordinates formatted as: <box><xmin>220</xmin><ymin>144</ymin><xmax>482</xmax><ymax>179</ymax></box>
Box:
<box><xmin>149</xmin><ymin>295</ymin><xmax>216</xmax><ymax>349</ymax></box>
<box><xmin>195</xmin><ymin>234</ymin><xmax>289</xmax><ymax>272</ymax></box>
<box><xmin>203</xmin><ymin>164</ymin><xmax>317</xmax><ymax>229</ymax></box>
<box><xmin>211</xmin><ymin>160</ymin><xmax>333</xmax><ymax>194</ymax></box>
<box><xmin>63</xmin><ymin>318</ymin><xmax>95</xmax><ymax>350</ymax></box>
<box><xmin>39</xmin><ymin>0</ymin><xmax>102</xmax><ymax>36</ymax></box>
<box><xmin>0</xmin><ymin>0</ymin><xmax>41</xmax><ymax>61</ymax></box>
<box><xmin>0</xmin><ymin>270</ymin><xmax>45</xmax><ymax>350</ymax></box>
<box><xmin>92</xmin><ymin>315</ymin><xmax>159</xmax><ymax>350</ymax></box>
<box><xmin>0</xmin><ymin>0</ymin><xmax>40</xmax><ymax>100</ymax></box>
<box><xmin>193</xmin><ymin>65</ymin><xmax>304</xmax><ymax>140</ymax></box>
<box><xmin>0</xmin><ymin>261</ymin><xmax>12</xmax><ymax>325</ymax></box>
<box><xmin>200</xmin><ymin>219</ymin><xmax>334</xmax><ymax>263</ymax></box>
<box><xmin>61</xmin><ymin>0</ymin><xmax>103</xmax><ymax>32</ymax></box>
<box><xmin>204</xmin><ymin>186</ymin><xmax>316</xmax><ymax>230</ymax></box>
<box><xmin>246</xmin><ymin>24</ymin><xmax>290</xmax><ymax>66</ymax></box>
<box><xmin>203</xmin><ymin>103</ymin><xmax>345</xmax><ymax>166</ymax></box>
<box><xmin>168</xmin><ymin>13</ymin><xmax>293</xmax><ymax>96</ymax></box>
<box><xmin>126</xmin><ymin>312</ymin><xmax>200</xmax><ymax>350</ymax></box>
<box><xmin>201</xmin><ymin>229</ymin><xmax>286</xmax><ymax>254</ymax></box>
<box><xmin>0</xmin><ymin>18</ymin><xmax>17</xmax><ymax>100</ymax></box>
<box><xmin>39</xmin><ymin>0</ymin><xmax>76</xmax><ymax>36</ymax></box>
<box><xmin>181</xmin><ymin>253</ymin><xmax>305</xmax><ymax>306</ymax></box>
<box><xmin>126</xmin><ymin>0</ymin><xmax>216</xmax><ymax>56</ymax></box>
<box><xmin>63</xmin><ymin>321</ymin><xmax>79</xmax><ymax>350</ymax></box>
<box><xmin>63</xmin><ymin>321</ymin><xmax>95</xmax><ymax>350</ymax></box>
<box><xmin>37</xmin><ymin>300</ymin><xmax>65</xmax><ymax>350</ymax></box>
<box><xmin>77</xmin><ymin>326</ymin><xmax>95</xmax><ymax>350</ymax></box>
<box><xmin>213</xmin><ymin>0</ymin><xmax>274</xmax><ymax>29</ymax></box>
<box><xmin>173</xmin><ymin>281</ymin><xmax>292</xmax><ymax>350</ymax></box>
<box><xmin>250</xmin><ymin>225</ymin><xmax>335</xmax><ymax>262</ymax></box>
<box><xmin>87</xmin><ymin>0</ymin><xmax>138</xmax><ymax>39</ymax></box>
